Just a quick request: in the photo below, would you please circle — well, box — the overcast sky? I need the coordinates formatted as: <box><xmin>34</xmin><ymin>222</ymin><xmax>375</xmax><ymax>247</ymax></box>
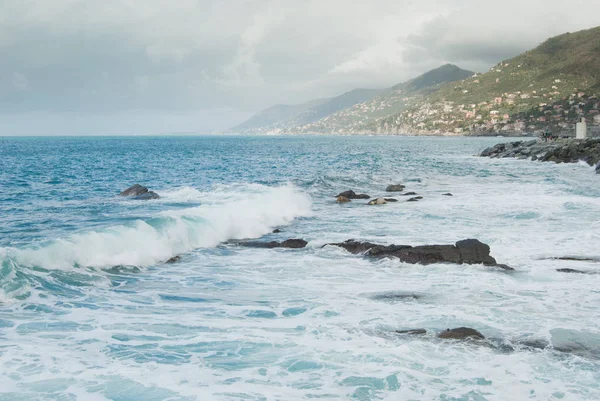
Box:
<box><xmin>2</xmin><ymin>0</ymin><xmax>600</xmax><ymax>135</ymax></box>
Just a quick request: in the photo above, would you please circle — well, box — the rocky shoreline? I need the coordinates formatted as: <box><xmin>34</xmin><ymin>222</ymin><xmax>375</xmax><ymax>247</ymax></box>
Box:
<box><xmin>480</xmin><ymin>138</ymin><xmax>600</xmax><ymax>173</ymax></box>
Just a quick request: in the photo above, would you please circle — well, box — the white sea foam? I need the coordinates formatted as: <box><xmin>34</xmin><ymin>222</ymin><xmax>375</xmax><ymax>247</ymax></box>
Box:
<box><xmin>1</xmin><ymin>184</ymin><xmax>312</xmax><ymax>269</ymax></box>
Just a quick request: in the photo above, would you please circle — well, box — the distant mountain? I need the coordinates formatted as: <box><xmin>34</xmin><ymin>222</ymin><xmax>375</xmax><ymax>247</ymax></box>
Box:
<box><xmin>229</xmin><ymin>98</ymin><xmax>328</xmax><ymax>132</ymax></box>
<box><xmin>288</xmin><ymin>64</ymin><xmax>474</xmax><ymax>134</ymax></box>
<box><xmin>229</xmin><ymin>88</ymin><xmax>381</xmax><ymax>133</ymax></box>
<box><xmin>370</xmin><ymin>26</ymin><xmax>600</xmax><ymax>135</ymax></box>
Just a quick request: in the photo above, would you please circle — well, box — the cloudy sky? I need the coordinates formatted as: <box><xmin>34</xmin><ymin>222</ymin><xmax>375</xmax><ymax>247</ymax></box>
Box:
<box><xmin>2</xmin><ymin>0</ymin><xmax>600</xmax><ymax>135</ymax></box>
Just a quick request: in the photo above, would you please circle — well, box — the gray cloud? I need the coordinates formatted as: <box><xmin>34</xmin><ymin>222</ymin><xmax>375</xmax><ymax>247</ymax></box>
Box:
<box><xmin>1</xmin><ymin>0</ymin><xmax>600</xmax><ymax>134</ymax></box>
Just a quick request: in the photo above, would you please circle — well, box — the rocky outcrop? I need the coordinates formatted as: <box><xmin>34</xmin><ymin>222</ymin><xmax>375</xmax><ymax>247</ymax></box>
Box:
<box><xmin>336</xmin><ymin>190</ymin><xmax>370</xmax><ymax>199</ymax></box>
<box><xmin>166</xmin><ymin>256</ymin><xmax>181</xmax><ymax>264</ymax></box>
<box><xmin>386</xmin><ymin>184</ymin><xmax>405</xmax><ymax>192</ymax></box>
<box><xmin>368</xmin><ymin>197</ymin><xmax>387</xmax><ymax>205</ymax></box>
<box><xmin>480</xmin><ymin>138</ymin><xmax>600</xmax><ymax>172</ymax></box>
<box><xmin>241</xmin><ymin>239</ymin><xmax>308</xmax><ymax>249</ymax></box>
<box><xmin>336</xmin><ymin>196</ymin><xmax>351</xmax><ymax>203</ymax></box>
<box><xmin>438</xmin><ymin>327</ymin><xmax>485</xmax><ymax>340</ymax></box>
<box><xmin>119</xmin><ymin>184</ymin><xmax>160</xmax><ymax>200</ymax></box>
<box><xmin>327</xmin><ymin>238</ymin><xmax>513</xmax><ymax>269</ymax></box>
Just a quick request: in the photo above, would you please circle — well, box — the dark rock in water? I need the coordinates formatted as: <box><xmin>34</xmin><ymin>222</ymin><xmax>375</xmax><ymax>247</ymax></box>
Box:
<box><xmin>402</xmin><ymin>192</ymin><xmax>418</xmax><ymax>196</ymax></box>
<box><xmin>272</xmin><ymin>229</ymin><xmax>282</xmax><ymax>233</ymax></box>
<box><xmin>241</xmin><ymin>239</ymin><xmax>308</xmax><ymax>249</ymax></box>
<box><xmin>326</xmin><ymin>238</ymin><xmax>512</xmax><ymax>269</ymax></box>
<box><xmin>166</xmin><ymin>256</ymin><xmax>181</xmax><ymax>264</ymax></box>
<box><xmin>369</xmin><ymin>292</ymin><xmax>422</xmax><ymax>302</ymax></box>
<box><xmin>455</xmin><ymin>239</ymin><xmax>497</xmax><ymax>265</ymax></box>
<box><xmin>407</xmin><ymin>196</ymin><xmax>423</xmax><ymax>202</ymax></box>
<box><xmin>556</xmin><ymin>268</ymin><xmax>587</xmax><ymax>274</ymax></box>
<box><xmin>336</xmin><ymin>196</ymin><xmax>351</xmax><ymax>203</ymax></box>
<box><xmin>386</xmin><ymin>184</ymin><xmax>405</xmax><ymax>192</ymax></box>
<box><xmin>554</xmin><ymin>256</ymin><xmax>600</xmax><ymax>262</ymax></box>
<box><xmin>396</xmin><ymin>329</ymin><xmax>427</xmax><ymax>335</ymax></box>
<box><xmin>438</xmin><ymin>327</ymin><xmax>485</xmax><ymax>340</ymax></box>
<box><xmin>336</xmin><ymin>190</ymin><xmax>370</xmax><ymax>199</ymax></box>
<box><xmin>442</xmin><ymin>193</ymin><xmax>453</xmax><ymax>196</ymax></box>
<box><xmin>384</xmin><ymin>198</ymin><xmax>398</xmax><ymax>202</ymax></box>
<box><xmin>119</xmin><ymin>184</ymin><xmax>160</xmax><ymax>200</ymax></box>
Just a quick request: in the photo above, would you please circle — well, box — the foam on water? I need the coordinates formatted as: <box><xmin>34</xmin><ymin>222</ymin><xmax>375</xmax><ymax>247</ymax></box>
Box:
<box><xmin>0</xmin><ymin>184</ymin><xmax>311</xmax><ymax>271</ymax></box>
<box><xmin>1</xmin><ymin>136</ymin><xmax>599</xmax><ymax>401</ymax></box>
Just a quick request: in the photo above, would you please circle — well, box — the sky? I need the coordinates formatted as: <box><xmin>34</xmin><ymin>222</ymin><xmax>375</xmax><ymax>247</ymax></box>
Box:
<box><xmin>1</xmin><ymin>0</ymin><xmax>600</xmax><ymax>135</ymax></box>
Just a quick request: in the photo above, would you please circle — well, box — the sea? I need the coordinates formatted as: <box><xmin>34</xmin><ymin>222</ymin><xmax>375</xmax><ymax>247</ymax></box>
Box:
<box><xmin>0</xmin><ymin>135</ymin><xmax>599</xmax><ymax>401</ymax></box>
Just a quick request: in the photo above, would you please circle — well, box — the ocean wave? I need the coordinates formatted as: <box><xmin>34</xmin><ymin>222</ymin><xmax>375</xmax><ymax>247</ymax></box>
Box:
<box><xmin>0</xmin><ymin>184</ymin><xmax>312</xmax><ymax>271</ymax></box>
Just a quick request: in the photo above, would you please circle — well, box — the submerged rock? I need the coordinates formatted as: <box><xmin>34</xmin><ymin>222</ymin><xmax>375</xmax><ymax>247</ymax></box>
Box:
<box><xmin>272</xmin><ymin>229</ymin><xmax>282</xmax><ymax>233</ymax></box>
<box><xmin>556</xmin><ymin>268</ymin><xmax>588</xmax><ymax>274</ymax></box>
<box><xmin>241</xmin><ymin>239</ymin><xmax>308</xmax><ymax>249</ymax></box>
<box><xmin>368</xmin><ymin>197</ymin><xmax>387</xmax><ymax>205</ymax></box>
<box><xmin>119</xmin><ymin>184</ymin><xmax>160</xmax><ymax>200</ymax></box>
<box><xmin>395</xmin><ymin>329</ymin><xmax>427</xmax><ymax>335</ymax></box>
<box><xmin>386</xmin><ymin>184</ymin><xmax>405</xmax><ymax>192</ymax></box>
<box><xmin>326</xmin><ymin>238</ymin><xmax>512</xmax><ymax>269</ymax></box>
<box><xmin>336</xmin><ymin>190</ymin><xmax>370</xmax><ymax>200</ymax></box>
<box><xmin>402</xmin><ymin>192</ymin><xmax>418</xmax><ymax>196</ymax></box>
<box><xmin>407</xmin><ymin>196</ymin><xmax>423</xmax><ymax>202</ymax></box>
<box><xmin>442</xmin><ymin>193</ymin><xmax>453</xmax><ymax>196</ymax></box>
<box><xmin>336</xmin><ymin>196</ymin><xmax>351</xmax><ymax>203</ymax></box>
<box><xmin>438</xmin><ymin>327</ymin><xmax>485</xmax><ymax>340</ymax></box>
<box><xmin>384</xmin><ymin>198</ymin><xmax>398</xmax><ymax>202</ymax></box>
<box><xmin>166</xmin><ymin>255</ymin><xmax>181</xmax><ymax>264</ymax></box>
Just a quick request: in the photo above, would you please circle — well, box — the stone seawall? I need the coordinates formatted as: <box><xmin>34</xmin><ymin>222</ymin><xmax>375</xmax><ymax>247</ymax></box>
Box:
<box><xmin>480</xmin><ymin>138</ymin><xmax>600</xmax><ymax>174</ymax></box>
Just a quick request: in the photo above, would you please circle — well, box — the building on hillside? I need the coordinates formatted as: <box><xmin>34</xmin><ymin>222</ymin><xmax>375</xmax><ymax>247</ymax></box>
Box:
<box><xmin>594</xmin><ymin>114</ymin><xmax>600</xmax><ymax>124</ymax></box>
<box><xmin>576</xmin><ymin>118</ymin><xmax>588</xmax><ymax>139</ymax></box>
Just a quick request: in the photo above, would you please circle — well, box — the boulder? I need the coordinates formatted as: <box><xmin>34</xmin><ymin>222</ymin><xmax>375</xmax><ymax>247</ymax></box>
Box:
<box><xmin>386</xmin><ymin>184</ymin><xmax>405</xmax><ymax>192</ymax></box>
<box><xmin>119</xmin><ymin>184</ymin><xmax>160</xmax><ymax>200</ymax></box>
<box><xmin>326</xmin><ymin>239</ymin><xmax>512</xmax><ymax>269</ymax></box>
<box><xmin>272</xmin><ymin>229</ymin><xmax>282</xmax><ymax>233</ymax></box>
<box><xmin>438</xmin><ymin>327</ymin><xmax>485</xmax><ymax>340</ymax></box>
<box><xmin>407</xmin><ymin>196</ymin><xmax>423</xmax><ymax>202</ymax></box>
<box><xmin>166</xmin><ymin>255</ymin><xmax>181</xmax><ymax>264</ymax></box>
<box><xmin>336</xmin><ymin>190</ymin><xmax>370</xmax><ymax>200</ymax></box>
<box><xmin>241</xmin><ymin>239</ymin><xmax>308</xmax><ymax>249</ymax></box>
<box><xmin>368</xmin><ymin>197</ymin><xmax>387</xmax><ymax>205</ymax></box>
<box><xmin>336</xmin><ymin>196</ymin><xmax>351</xmax><ymax>203</ymax></box>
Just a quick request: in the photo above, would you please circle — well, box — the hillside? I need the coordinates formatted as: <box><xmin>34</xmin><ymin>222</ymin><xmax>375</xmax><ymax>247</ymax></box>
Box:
<box><xmin>289</xmin><ymin>64</ymin><xmax>474</xmax><ymax>133</ymax></box>
<box><xmin>229</xmin><ymin>88</ymin><xmax>381</xmax><ymax>133</ymax></box>
<box><xmin>370</xmin><ymin>26</ymin><xmax>600</xmax><ymax>135</ymax></box>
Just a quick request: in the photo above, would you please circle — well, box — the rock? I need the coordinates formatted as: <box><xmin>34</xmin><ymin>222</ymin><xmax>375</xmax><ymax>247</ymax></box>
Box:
<box><xmin>384</xmin><ymin>198</ymin><xmax>398</xmax><ymax>202</ymax></box>
<box><xmin>368</xmin><ymin>197</ymin><xmax>387</xmax><ymax>205</ymax></box>
<box><xmin>241</xmin><ymin>239</ymin><xmax>308</xmax><ymax>249</ymax></box>
<box><xmin>326</xmin><ymin>239</ymin><xmax>512</xmax><ymax>269</ymax></box>
<box><xmin>396</xmin><ymin>329</ymin><xmax>427</xmax><ymax>335</ymax></box>
<box><xmin>442</xmin><ymin>193</ymin><xmax>453</xmax><ymax>196</ymax></box>
<box><xmin>386</xmin><ymin>184</ymin><xmax>405</xmax><ymax>192</ymax></box>
<box><xmin>119</xmin><ymin>184</ymin><xmax>160</xmax><ymax>200</ymax></box>
<box><xmin>407</xmin><ymin>196</ymin><xmax>423</xmax><ymax>202</ymax></box>
<box><xmin>272</xmin><ymin>229</ymin><xmax>282</xmax><ymax>233</ymax></box>
<box><xmin>369</xmin><ymin>292</ymin><xmax>422</xmax><ymax>302</ymax></box>
<box><xmin>336</xmin><ymin>190</ymin><xmax>370</xmax><ymax>200</ymax></box>
<box><xmin>402</xmin><ymin>192</ymin><xmax>418</xmax><ymax>196</ymax></box>
<box><xmin>455</xmin><ymin>239</ymin><xmax>497</xmax><ymax>265</ymax></box>
<box><xmin>556</xmin><ymin>268</ymin><xmax>587</xmax><ymax>274</ymax></box>
<box><xmin>336</xmin><ymin>196</ymin><xmax>351</xmax><ymax>203</ymax></box>
<box><xmin>166</xmin><ymin>255</ymin><xmax>181</xmax><ymax>264</ymax></box>
<box><xmin>438</xmin><ymin>327</ymin><xmax>485</xmax><ymax>340</ymax></box>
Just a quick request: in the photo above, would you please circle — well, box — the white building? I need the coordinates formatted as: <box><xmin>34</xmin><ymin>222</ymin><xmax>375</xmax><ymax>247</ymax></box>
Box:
<box><xmin>576</xmin><ymin>118</ymin><xmax>587</xmax><ymax>139</ymax></box>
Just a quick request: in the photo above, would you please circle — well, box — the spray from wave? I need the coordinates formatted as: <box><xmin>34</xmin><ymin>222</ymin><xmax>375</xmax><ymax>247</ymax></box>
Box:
<box><xmin>0</xmin><ymin>184</ymin><xmax>312</xmax><ymax>271</ymax></box>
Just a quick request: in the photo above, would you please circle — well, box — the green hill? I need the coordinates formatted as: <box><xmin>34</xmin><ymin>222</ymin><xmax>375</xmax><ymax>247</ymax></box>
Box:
<box><xmin>370</xmin><ymin>26</ymin><xmax>600</xmax><ymax>135</ymax></box>
<box><xmin>290</xmin><ymin>64</ymin><xmax>474</xmax><ymax>133</ymax></box>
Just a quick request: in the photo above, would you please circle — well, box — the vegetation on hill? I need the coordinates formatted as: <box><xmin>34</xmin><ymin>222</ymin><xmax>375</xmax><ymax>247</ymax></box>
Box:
<box><xmin>369</xmin><ymin>26</ymin><xmax>600</xmax><ymax>135</ymax></box>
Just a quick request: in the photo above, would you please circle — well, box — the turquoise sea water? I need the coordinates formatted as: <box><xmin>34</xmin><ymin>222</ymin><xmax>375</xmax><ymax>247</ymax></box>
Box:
<box><xmin>1</xmin><ymin>135</ymin><xmax>599</xmax><ymax>400</ymax></box>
